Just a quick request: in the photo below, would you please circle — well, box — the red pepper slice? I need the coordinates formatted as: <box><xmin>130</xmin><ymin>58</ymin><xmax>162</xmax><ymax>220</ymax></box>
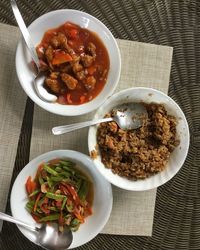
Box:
<box><xmin>64</xmin><ymin>184</ymin><xmax>80</xmax><ymax>205</ymax></box>
<box><xmin>40</xmin><ymin>197</ymin><xmax>50</xmax><ymax>214</ymax></box>
<box><xmin>52</xmin><ymin>51</ymin><xmax>72</xmax><ymax>65</ymax></box>
<box><xmin>33</xmin><ymin>192</ymin><xmax>42</xmax><ymax>212</ymax></box>
<box><xmin>73</xmin><ymin>206</ymin><xmax>84</xmax><ymax>223</ymax></box>
<box><xmin>25</xmin><ymin>176</ymin><xmax>37</xmax><ymax>195</ymax></box>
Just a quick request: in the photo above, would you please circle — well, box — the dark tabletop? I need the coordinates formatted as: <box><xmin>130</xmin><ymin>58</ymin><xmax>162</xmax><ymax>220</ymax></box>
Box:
<box><xmin>0</xmin><ymin>0</ymin><xmax>200</xmax><ymax>249</ymax></box>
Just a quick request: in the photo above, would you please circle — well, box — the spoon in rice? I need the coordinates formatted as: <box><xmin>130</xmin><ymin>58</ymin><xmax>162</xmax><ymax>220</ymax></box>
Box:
<box><xmin>11</xmin><ymin>0</ymin><xmax>57</xmax><ymax>103</ymax></box>
<box><xmin>0</xmin><ymin>212</ymin><xmax>73</xmax><ymax>250</ymax></box>
<box><xmin>52</xmin><ymin>103</ymin><xmax>148</xmax><ymax>135</ymax></box>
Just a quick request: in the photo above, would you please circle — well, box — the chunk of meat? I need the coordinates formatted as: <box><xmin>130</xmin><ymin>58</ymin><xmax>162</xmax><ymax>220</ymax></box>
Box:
<box><xmin>70</xmin><ymin>55</ymin><xmax>80</xmax><ymax>65</ymax></box>
<box><xmin>76</xmin><ymin>70</ymin><xmax>86</xmax><ymax>80</ymax></box>
<box><xmin>61</xmin><ymin>73</ymin><xmax>78</xmax><ymax>90</ymax></box>
<box><xmin>59</xmin><ymin>63</ymin><xmax>72</xmax><ymax>73</ymax></box>
<box><xmin>84</xmin><ymin>76</ymin><xmax>96</xmax><ymax>91</ymax></box>
<box><xmin>45</xmin><ymin>45</ymin><xmax>54</xmax><ymax>62</ymax></box>
<box><xmin>81</xmin><ymin>55</ymin><xmax>94</xmax><ymax>67</ymax></box>
<box><xmin>72</xmin><ymin>62</ymin><xmax>83</xmax><ymax>73</ymax></box>
<box><xmin>50</xmin><ymin>72</ymin><xmax>59</xmax><ymax>79</ymax></box>
<box><xmin>50</xmin><ymin>32</ymin><xmax>68</xmax><ymax>48</ymax></box>
<box><xmin>87</xmin><ymin>42</ymin><xmax>96</xmax><ymax>57</ymax></box>
<box><xmin>45</xmin><ymin>78</ymin><xmax>61</xmax><ymax>94</ymax></box>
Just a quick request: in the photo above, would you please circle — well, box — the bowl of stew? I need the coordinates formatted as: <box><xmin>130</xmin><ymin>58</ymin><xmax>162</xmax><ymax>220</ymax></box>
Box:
<box><xmin>10</xmin><ymin>150</ymin><xmax>113</xmax><ymax>248</ymax></box>
<box><xmin>15</xmin><ymin>9</ymin><xmax>121</xmax><ymax>116</ymax></box>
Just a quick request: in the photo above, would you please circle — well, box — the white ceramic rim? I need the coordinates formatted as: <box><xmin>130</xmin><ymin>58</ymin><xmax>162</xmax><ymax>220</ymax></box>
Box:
<box><xmin>10</xmin><ymin>150</ymin><xmax>113</xmax><ymax>248</ymax></box>
<box><xmin>88</xmin><ymin>87</ymin><xmax>190</xmax><ymax>191</ymax></box>
<box><xmin>15</xmin><ymin>9</ymin><xmax>121</xmax><ymax>116</ymax></box>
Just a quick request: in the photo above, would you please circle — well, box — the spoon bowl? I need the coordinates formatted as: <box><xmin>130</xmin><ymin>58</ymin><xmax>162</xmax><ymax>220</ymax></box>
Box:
<box><xmin>0</xmin><ymin>212</ymin><xmax>72</xmax><ymax>250</ymax></box>
<box><xmin>52</xmin><ymin>103</ymin><xmax>147</xmax><ymax>135</ymax></box>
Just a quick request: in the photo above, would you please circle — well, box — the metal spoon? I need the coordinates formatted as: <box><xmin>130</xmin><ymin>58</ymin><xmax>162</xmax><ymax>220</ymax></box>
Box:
<box><xmin>52</xmin><ymin>103</ymin><xmax>148</xmax><ymax>135</ymax></box>
<box><xmin>0</xmin><ymin>212</ymin><xmax>73</xmax><ymax>250</ymax></box>
<box><xmin>11</xmin><ymin>0</ymin><xmax>57</xmax><ymax>103</ymax></box>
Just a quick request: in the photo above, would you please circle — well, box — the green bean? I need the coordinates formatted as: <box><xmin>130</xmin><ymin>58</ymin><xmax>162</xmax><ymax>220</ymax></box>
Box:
<box><xmin>29</xmin><ymin>189</ymin><xmax>40</xmax><ymax>197</ymax></box>
<box><xmin>43</xmin><ymin>164</ymin><xmax>58</xmax><ymax>176</ymax></box>
<box><xmin>61</xmin><ymin>197</ymin><xmax>67</xmax><ymax>210</ymax></box>
<box><xmin>50</xmin><ymin>176</ymin><xmax>65</xmax><ymax>182</ymax></box>
<box><xmin>60</xmin><ymin>160</ymin><xmax>75</xmax><ymax>167</ymax></box>
<box><xmin>46</xmin><ymin>192</ymin><xmax>66</xmax><ymax>200</ymax></box>
<box><xmin>78</xmin><ymin>180</ymin><xmax>89</xmax><ymax>201</ymax></box>
<box><xmin>47</xmin><ymin>176</ymin><xmax>54</xmax><ymax>188</ymax></box>
<box><xmin>26</xmin><ymin>201</ymin><xmax>34</xmax><ymax>212</ymax></box>
<box><xmin>55</xmin><ymin>166</ymin><xmax>62</xmax><ymax>172</ymax></box>
<box><xmin>38</xmin><ymin>174</ymin><xmax>44</xmax><ymax>185</ymax></box>
<box><xmin>49</xmin><ymin>207</ymin><xmax>59</xmax><ymax>212</ymax></box>
<box><xmin>39</xmin><ymin>213</ymin><xmax>60</xmax><ymax>222</ymax></box>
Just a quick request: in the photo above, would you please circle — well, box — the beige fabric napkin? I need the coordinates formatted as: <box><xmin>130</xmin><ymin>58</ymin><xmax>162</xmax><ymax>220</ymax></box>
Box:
<box><xmin>0</xmin><ymin>23</ymin><xmax>27</xmax><ymax>229</ymax></box>
<box><xmin>30</xmin><ymin>39</ymin><xmax>173</xmax><ymax>235</ymax></box>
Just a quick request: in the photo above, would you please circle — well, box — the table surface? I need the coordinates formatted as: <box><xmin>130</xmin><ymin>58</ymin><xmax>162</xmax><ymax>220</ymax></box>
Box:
<box><xmin>0</xmin><ymin>0</ymin><xmax>200</xmax><ymax>249</ymax></box>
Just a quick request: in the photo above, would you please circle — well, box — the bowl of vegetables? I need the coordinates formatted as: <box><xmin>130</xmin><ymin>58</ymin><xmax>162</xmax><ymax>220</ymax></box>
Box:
<box><xmin>10</xmin><ymin>150</ymin><xmax>113</xmax><ymax>249</ymax></box>
<box><xmin>15</xmin><ymin>9</ymin><xmax>121</xmax><ymax>116</ymax></box>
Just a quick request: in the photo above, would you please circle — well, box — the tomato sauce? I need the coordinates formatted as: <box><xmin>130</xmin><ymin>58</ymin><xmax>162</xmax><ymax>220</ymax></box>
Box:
<box><xmin>36</xmin><ymin>22</ymin><xmax>110</xmax><ymax>105</ymax></box>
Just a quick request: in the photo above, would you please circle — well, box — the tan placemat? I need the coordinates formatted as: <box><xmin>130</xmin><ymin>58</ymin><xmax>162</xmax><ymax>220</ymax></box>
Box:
<box><xmin>0</xmin><ymin>23</ymin><xmax>27</xmax><ymax>229</ymax></box>
<box><xmin>30</xmin><ymin>39</ymin><xmax>173</xmax><ymax>235</ymax></box>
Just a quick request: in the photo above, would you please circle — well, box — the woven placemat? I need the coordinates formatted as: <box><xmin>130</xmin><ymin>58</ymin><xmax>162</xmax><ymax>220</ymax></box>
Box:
<box><xmin>0</xmin><ymin>0</ymin><xmax>199</xmax><ymax>250</ymax></box>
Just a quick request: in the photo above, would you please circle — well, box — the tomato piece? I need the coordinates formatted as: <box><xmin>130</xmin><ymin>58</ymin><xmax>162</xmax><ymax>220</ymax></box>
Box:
<box><xmin>25</xmin><ymin>176</ymin><xmax>37</xmax><ymax>194</ymax></box>
<box><xmin>52</xmin><ymin>51</ymin><xmax>72</xmax><ymax>65</ymax></box>
<box><xmin>69</xmin><ymin>28</ymin><xmax>78</xmax><ymax>39</ymax></box>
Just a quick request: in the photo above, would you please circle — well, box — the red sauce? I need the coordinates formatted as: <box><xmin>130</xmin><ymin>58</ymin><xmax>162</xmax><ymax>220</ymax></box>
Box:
<box><xmin>36</xmin><ymin>22</ymin><xmax>110</xmax><ymax>105</ymax></box>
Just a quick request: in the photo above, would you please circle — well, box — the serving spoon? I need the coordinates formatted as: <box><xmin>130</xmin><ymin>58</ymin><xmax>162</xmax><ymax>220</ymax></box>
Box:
<box><xmin>11</xmin><ymin>0</ymin><xmax>57</xmax><ymax>103</ymax></box>
<box><xmin>52</xmin><ymin>103</ymin><xmax>148</xmax><ymax>135</ymax></box>
<box><xmin>0</xmin><ymin>212</ymin><xmax>73</xmax><ymax>250</ymax></box>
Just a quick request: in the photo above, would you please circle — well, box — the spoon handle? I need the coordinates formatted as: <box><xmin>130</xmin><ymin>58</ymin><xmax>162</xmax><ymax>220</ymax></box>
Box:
<box><xmin>0</xmin><ymin>212</ymin><xmax>37</xmax><ymax>232</ymax></box>
<box><xmin>52</xmin><ymin>117</ymin><xmax>113</xmax><ymax>135</ymax></box>
<box><xmin>10</xmin><ymin>0</ymin><xmax>40</xmax><ymax>68</ymax></box>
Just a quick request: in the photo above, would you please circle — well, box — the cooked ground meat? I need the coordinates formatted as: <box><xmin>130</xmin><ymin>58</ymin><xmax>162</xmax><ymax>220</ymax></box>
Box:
<box><xmin>96</xmin><ymin>103</ymin><xmax>180</xmax><ymax>180</ymax></box>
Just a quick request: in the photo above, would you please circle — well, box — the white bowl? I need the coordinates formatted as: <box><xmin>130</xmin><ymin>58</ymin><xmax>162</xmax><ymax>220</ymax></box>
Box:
<box><xmin>10</xmin><ymin>150</ymin><xmax>113</xmax><ymax>249</ymax></box>
<box><xmin>88</xmin><ymin>87</ymin><xmax>190</xmax><ymax>191</ymax></box>
<box><xmin>15</xmin><ymin>9</ymin><xmax>121</xmax><ymax>116</ymax></box>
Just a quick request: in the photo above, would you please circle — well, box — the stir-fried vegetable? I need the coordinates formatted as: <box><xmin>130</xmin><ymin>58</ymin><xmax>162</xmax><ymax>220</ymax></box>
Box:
<box><xmin>25</xmin><ymin>159</ymin><xmax>93</xmax><ymax>232</ymax></box>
